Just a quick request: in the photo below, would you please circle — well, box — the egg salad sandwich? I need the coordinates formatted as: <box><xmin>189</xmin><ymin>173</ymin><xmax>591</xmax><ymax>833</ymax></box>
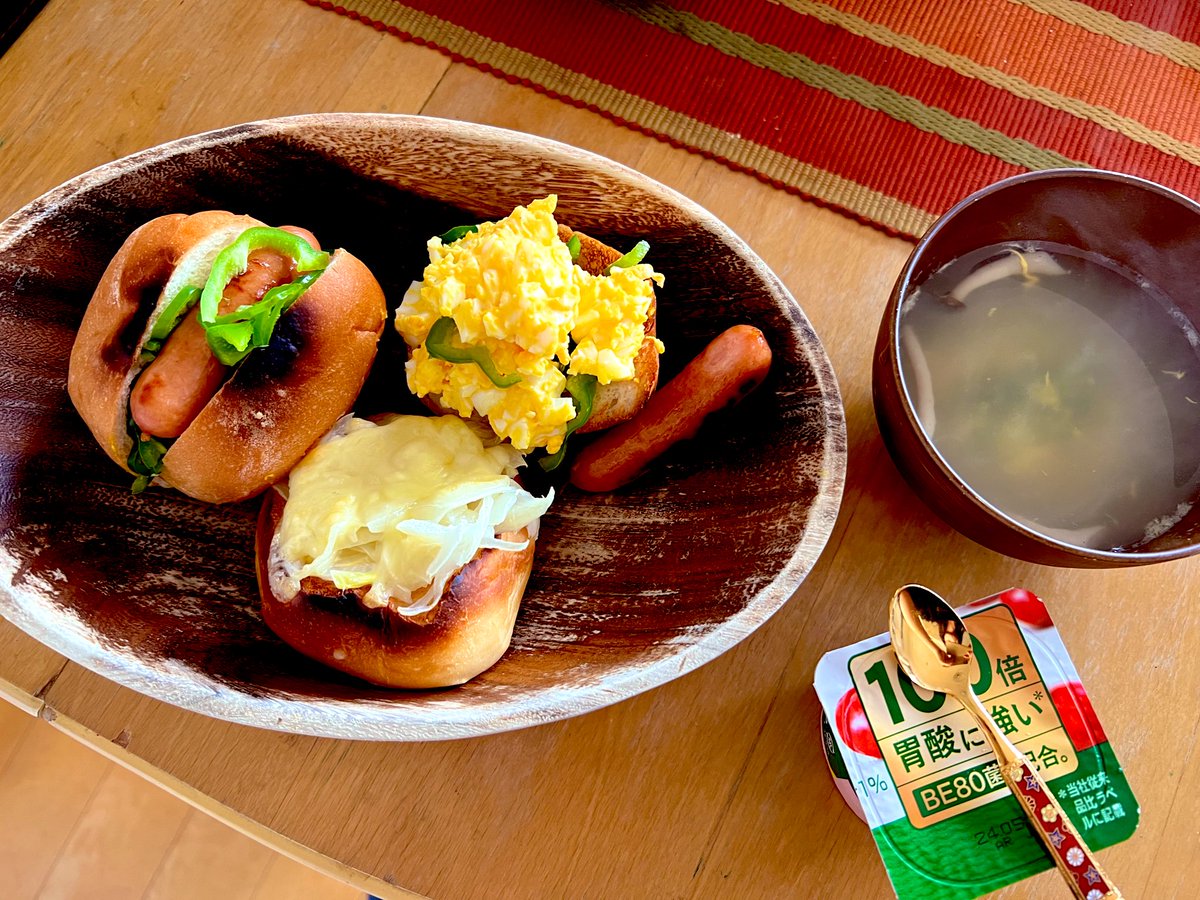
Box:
<box><xmin>256</xmin><ymin>413</ymin><xmax>553</xmax><ymax>689</ymax></box>
<box><xmin>394</xmin><ymin>195</ymin><xmax>664</xmax><ymax>469</ymax></box>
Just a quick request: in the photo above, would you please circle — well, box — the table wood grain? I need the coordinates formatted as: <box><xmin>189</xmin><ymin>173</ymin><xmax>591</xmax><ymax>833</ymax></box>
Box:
<box><xmin>0</xmin><ymin>1</ymin><xmax>1196</xmax><ymax>897</ymax></box>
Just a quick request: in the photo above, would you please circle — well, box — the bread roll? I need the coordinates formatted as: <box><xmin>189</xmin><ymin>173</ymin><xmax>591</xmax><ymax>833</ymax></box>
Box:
<box><xmin>67</xmin><ymin>212</ymin><xmax>387</xmax><ymax>503</ymax></box>
<box><xmin>256</xmin><ymin>484</ymin><xmax>536</xmax><ymax>690</ymax></box>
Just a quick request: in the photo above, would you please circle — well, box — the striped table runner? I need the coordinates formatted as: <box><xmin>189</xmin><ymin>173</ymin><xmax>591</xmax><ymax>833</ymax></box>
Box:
<box><xmin>309</xmin><ymin>0</ymin><xmax>1200</xmax><ymax>240</ymax></box>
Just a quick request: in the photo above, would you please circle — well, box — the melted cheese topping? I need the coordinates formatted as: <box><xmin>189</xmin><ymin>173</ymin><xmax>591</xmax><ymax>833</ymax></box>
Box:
<box><xmin>395</xmin><ymin>195</ymin><xmax>663</xmax><ymax>453</ymax></box>
<box><xmin>270</xmin><ymin>415</ymin><xmax>553</xmax><ymax>617</ymax></box>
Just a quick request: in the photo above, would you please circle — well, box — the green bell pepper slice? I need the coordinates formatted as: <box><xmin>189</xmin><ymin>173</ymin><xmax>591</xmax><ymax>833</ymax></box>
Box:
<box><xmin>566</xmin><ymin>234</ymin><xmax>581</xmax><ymax>261</ymax></box>
<box><xmin>137</xmin><ymin>285</ymin><xmax>202</xmax><ymax>367</ymax></box>
<box><xmin>424</xmin><ymin>316</ymin><xmax>522</xmax><ymax>388</ymax></box>
<box><xmin>604</xmin><ymin>240</ymin><xmax>649</xmax><ymax>274</ymax></box>
<box><xmin>538</xmin><ymin>373</ymin><xmax>597</xmax><ymax>472</ymax></box>
<box><xmin>126</xmin><ymin>416</ymin><xmax>170</xmax><ymax>494</ymax></box>
<box><xmin>438</xmin><ymin>224</ymin><xmax>479</xmax><ymax>244</ymax></box>
<box><xmin>199</xmin><ymin>227</ymin><xmax>330</xmax><ymax>366</ymax></box>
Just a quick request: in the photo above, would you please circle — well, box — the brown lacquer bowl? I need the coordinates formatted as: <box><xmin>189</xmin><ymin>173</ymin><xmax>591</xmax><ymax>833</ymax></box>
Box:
<box><xmin>874</xmin><ymin>168</ymin><xmax>1200</xmax><ymax>567</ymax></box>
<box><xmin>0</xmin><ymin>114</ymin><xmax>845</xmax><ymax>740</ymax></box>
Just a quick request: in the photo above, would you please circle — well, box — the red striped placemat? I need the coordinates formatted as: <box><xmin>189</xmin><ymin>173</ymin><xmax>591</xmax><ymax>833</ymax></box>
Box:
<box><xmin>308</xmin><ymin>0</ymin><xmax>1200</xmax><ymax>240</ymax></box>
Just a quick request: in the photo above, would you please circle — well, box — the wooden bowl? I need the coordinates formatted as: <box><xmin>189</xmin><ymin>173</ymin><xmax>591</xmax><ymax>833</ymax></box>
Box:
<box><xmin>0</xmin><ymin>114</ymin><xmax>845</xmax><ymax>740</ymax></box>
<box><xmin>873</xmin><ymin>168</ymin><xmax>1200</xmax><ymax>567</ymax></box>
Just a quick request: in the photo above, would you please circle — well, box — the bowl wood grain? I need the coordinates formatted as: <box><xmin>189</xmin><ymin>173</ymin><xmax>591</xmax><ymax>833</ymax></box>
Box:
<box><xmin>0</xmin><ymin>114</ymin><xmax>845</xmax><ymax>740</ymax></box>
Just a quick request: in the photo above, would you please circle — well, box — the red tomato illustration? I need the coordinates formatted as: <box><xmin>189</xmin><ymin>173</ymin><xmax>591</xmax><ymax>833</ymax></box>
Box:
<box><xmin>998</xmin><ymin>587</ymin><xmax>1054</xmax><ymax>630</ymax></box>
<box><xmin>1051</xmin><ymin>681</ymin><xmax>1106</xmax><ymax>751</ymax></box>
<box><xmin>835</xmin><ymin>688</ymin><xmax>882</xmax><ymax>759</ymax></box>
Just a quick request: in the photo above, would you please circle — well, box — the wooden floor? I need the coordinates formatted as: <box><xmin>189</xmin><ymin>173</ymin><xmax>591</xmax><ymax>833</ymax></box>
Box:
<box><xmin>0</xmin><ymin>700</ymin><xmax>362</xmax><ymax>900</ymax></box>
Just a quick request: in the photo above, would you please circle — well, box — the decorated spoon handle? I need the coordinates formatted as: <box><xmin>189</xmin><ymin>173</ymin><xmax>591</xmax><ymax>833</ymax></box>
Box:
<box><xmin>967</xmin><ymin>693</ymin><xmax>1122</xmax><ymax>899</ymax></box>
<box><xmin>999</xmin><ymin>757</ymin><xmax>1121</xmax><ymax>899</ymax></box>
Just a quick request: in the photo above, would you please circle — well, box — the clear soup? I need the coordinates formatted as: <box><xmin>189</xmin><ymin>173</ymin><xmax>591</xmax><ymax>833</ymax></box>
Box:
<box><xmin>900</xmin><ymin>242</ymin><xmax>1200</xmax><ymax>550</ymax></box>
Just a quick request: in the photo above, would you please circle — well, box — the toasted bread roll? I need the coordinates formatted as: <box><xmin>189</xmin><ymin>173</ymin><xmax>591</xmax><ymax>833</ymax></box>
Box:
<box><xmin>254</xmin><ymin>414</ymin><xmax>550</xmax><ymax>689</ymax></box>
<box><xmin>67</xmin><ymin>212</ymin><xmax>387</xmax><ymax>503</ymax></box>
<box><xmin>257</xmin><ymin>489</ymin><xmax>535</xmax><ymax>689</ymax></box>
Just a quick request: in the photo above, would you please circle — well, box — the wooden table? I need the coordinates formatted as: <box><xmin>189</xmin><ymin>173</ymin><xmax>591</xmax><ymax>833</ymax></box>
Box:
<box><xmin>0</xmin><ymin>2</ymin><xmax>1196</xmax><ymax>897</ymax></box>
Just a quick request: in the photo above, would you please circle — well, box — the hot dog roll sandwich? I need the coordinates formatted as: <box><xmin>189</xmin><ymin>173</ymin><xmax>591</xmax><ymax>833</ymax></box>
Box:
<box><xmin>68</xmin><ymin>211</ymin><xmax>387</xmax><ymax>503</ymax></box>
<box><xmin>394</xmin><ymin>195</ymin><xmax>664</xmax><ymax>470</ymax></box>
<box><xmin>256</xmin><ymin>414</ymin><xmax>553</xmax><ymax>689</ymax></box>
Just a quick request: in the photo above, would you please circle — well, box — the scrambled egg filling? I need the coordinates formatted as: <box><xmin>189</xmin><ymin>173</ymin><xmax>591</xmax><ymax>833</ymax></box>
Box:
<box><xmin>395</xmin><ymin>195</ymin><xmax>663</xmax><ymax>453</ymax></box>
<box><xmin>271</xmin><ymin>415</ymin><xmax>553</xmax><ymax>617</ymax></box>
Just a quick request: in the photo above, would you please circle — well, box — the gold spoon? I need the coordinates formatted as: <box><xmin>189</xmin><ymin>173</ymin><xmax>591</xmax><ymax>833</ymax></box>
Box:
<box><xmin>888</xmin><ymin>584</ymin><xmax>1122</xmax><ymax>900</ymax></box>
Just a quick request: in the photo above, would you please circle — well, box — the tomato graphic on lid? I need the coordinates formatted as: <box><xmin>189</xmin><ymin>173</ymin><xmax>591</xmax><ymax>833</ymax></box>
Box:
<box><xmin>835</xmin><ymin>687</ymin><xmax>882</xmax><ymax>759</ymax></box>
<box><xmin>1051</xmin><ymin>681</ymin><xmax>1106</xmax><ymax>751</ymax></box>
<box><xmin>997</xmin><ymin>588</ymin><xmax>1054</xmax><ymax>630</ymax></box>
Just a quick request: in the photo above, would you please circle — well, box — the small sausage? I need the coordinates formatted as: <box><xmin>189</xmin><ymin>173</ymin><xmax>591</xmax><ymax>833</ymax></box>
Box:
<box><xmin>129</xmin><ymin>308</ymin><xmax>226</xmax><ymax>438</ymax></box>
<box><xmin>279</xmin><ymin>225</ymin><xmax>319</xmax><ymax>251</ymax></box>
<box><xmin>570</xmin><ymin>324</ymin><xmax>772</xmax><ymax>492</ymax></box>
<box><xmin>129</xmin><ymin>227</ymin><xmax>321</xmax><ymax>439</ymax></box>
<box><xmin>218</xmin><ymin>248</ymin><xmax>294</xmax><ymax>313</ymax></box>
<box><xmin>219</xmin><ymin>227</ymin><xmax>319</xmax><ymax>313</ymax></box>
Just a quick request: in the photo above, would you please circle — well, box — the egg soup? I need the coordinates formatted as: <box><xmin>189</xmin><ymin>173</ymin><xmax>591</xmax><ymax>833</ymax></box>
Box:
<box><xmin>900</xmin><ymin>242</ymin><xmax>1200</xmax><ymax>550</ymax></box>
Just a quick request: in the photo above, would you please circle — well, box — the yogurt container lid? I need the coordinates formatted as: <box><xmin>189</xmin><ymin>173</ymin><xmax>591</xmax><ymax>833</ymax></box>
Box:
<box><xmin>813</xmin><ymin>588</ymin><xmax>1137</xmax><ymax>900</ymax></box>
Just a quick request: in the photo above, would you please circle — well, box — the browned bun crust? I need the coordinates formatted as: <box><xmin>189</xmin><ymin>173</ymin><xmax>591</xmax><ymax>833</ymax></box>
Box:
<box><xmin>255</xmin><ymin>489</ymin><xmax>534</xmax><ymax>689</ymax></box>
<box><xmin>67</xmin><ymin>211</ymin><xmax>259</xmax><ymax>469</ymax></box>
<box><xmin>555</xmin><ymin>225</ymin><xmax>658</xmax><ymax>432</ymax></box>
<box><xmin>67</xmin><ymin>211</ymin><xmax>387</xmax><ymax>503</ymax></box>
<box><xmin>159</xmin><ymin>248</ymin><xmax>386</xmax><ymax>503</ymax></box>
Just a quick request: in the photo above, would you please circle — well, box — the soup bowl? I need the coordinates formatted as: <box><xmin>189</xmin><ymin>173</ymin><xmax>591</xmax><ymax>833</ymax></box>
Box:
<box><xmin>873</xmin><ymin>168</ymin><xmax>1200</xmax><ymax>567</ymax></box>
<box><xmin>0</xmin><ymin>113</ymin><xmax>845</xmax><ymax>739</ymax></box>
